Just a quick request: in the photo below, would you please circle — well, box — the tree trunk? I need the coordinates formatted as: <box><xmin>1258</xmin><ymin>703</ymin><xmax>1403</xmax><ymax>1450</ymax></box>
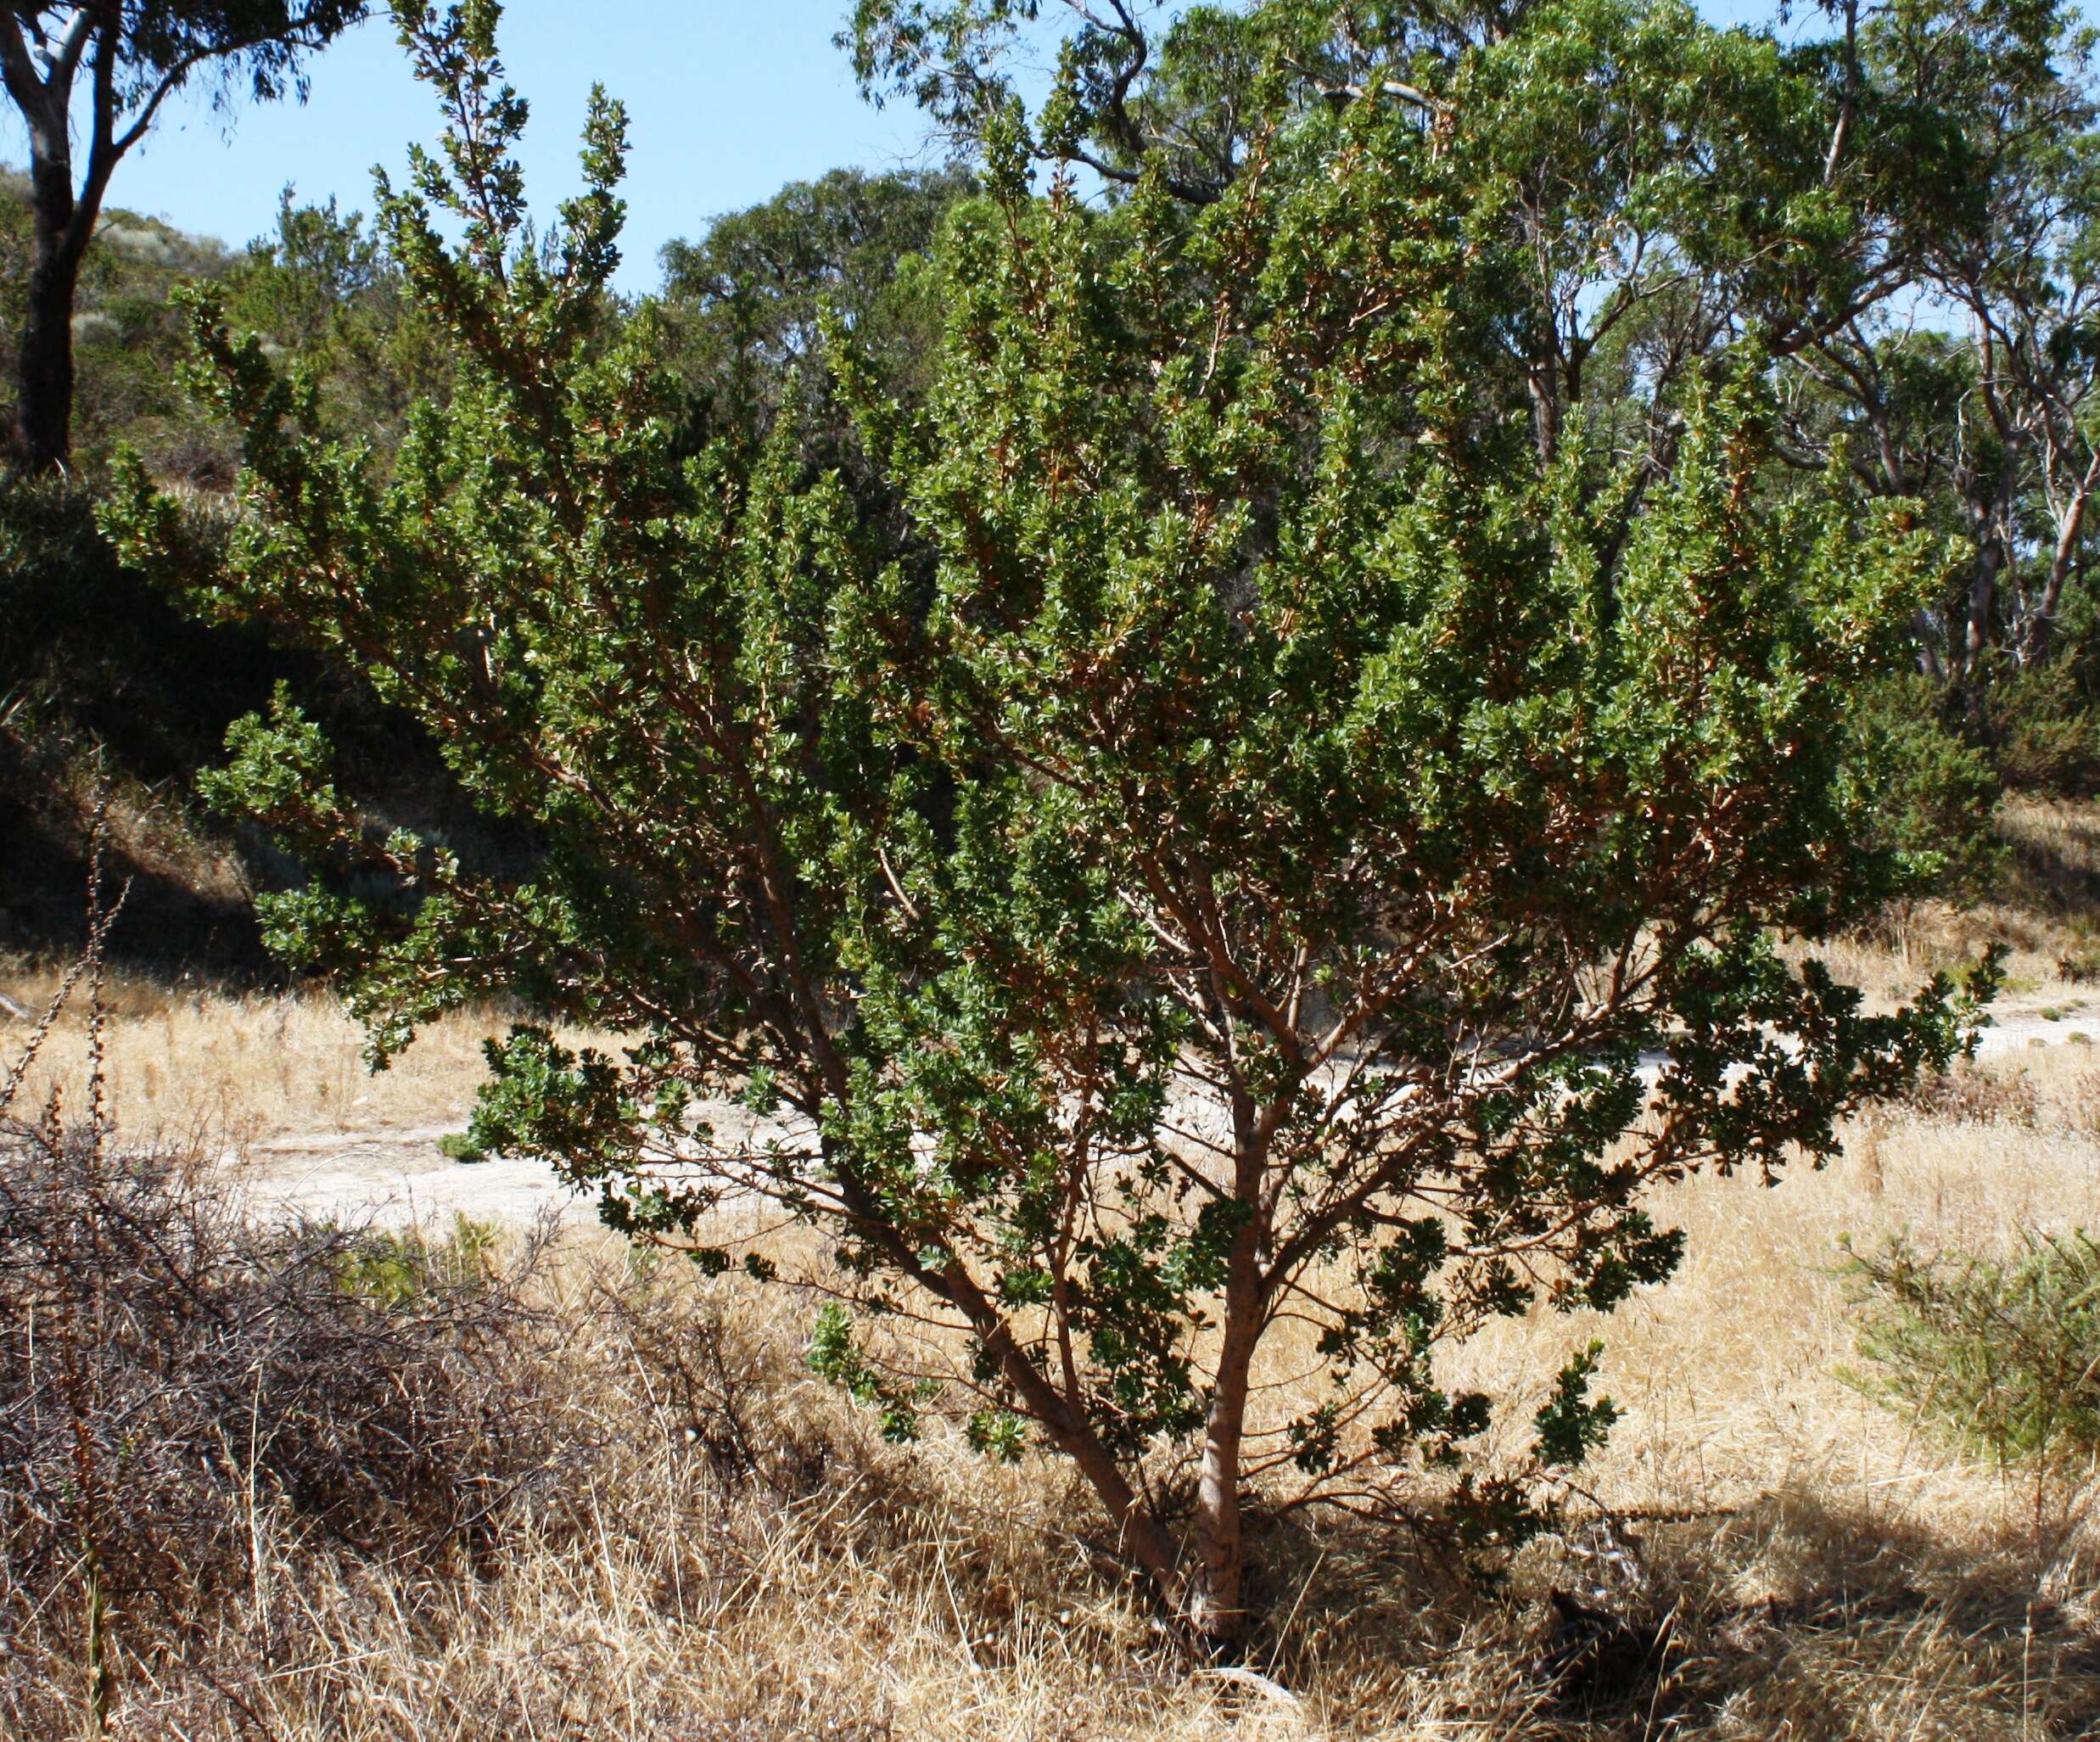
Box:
<box><xmin>1963</xmin><ymin>541</ymin><xmax>2001</xmax><ymax>679</ymax></box>
<box><xmin>3</xmin><ymin>20</ymin><xmax>109</xmax><ymax>479</ymax></box>
<box><xmin>14</xmin><ymin>227</ymin><xmax>85</xmax><ymax>473</ymax></box>
<box><xmin>1187</xmin><ymin>1343</ymin><xmax>1253</xmax><ymax>1644</ymax></box>
<box><xmin>841</xmin><ymin>1153</ymin><xmax>1200</xmax><ymax>1623</ymax></box>
<box><xmin>2020</xmin><ymin>460</ymin><xmax>2099</xmax><ymax>668</ymax></box>
<box><xmin>1184</xmin><ymin>1223</ymin><xmax>1263</xmax><ymax>1648</ymax></box>
<box><xmin>1954</xmin><ymin>523</ymin><xmax>2008</xmax><ymax>725</ymax></box>
<box><xmin>967</xmin><ymin>1277</ymin><xmax>1192</xmax><ymax>1610</ymax></box>
<box><xmin>1031</xmin><ymin>1366</ymin><xmax>1189</xmax><ymax>1605</ymax></box>
<box><xmin>1527</xmin><ymin>363</ymin><xmax>1562</xmax><ymax>473</ymax></box>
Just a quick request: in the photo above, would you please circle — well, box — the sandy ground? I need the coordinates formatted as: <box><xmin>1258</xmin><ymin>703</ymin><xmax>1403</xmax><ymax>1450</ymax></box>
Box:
<box><xmin>232</xmin><ymin>1124</ymin><xmax>597</xmax><ymax>1226</ymax></box>
<box><xmin>221</xmin><ymin>1002</ymin><xmax>2093</xmax><ymax>1229</ymax></box>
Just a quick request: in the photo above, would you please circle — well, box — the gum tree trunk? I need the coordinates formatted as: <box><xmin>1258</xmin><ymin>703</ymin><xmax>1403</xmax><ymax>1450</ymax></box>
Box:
<box><xmin>0</xmin><ymin>9</ymin><xmax>124</xmax><ymax>477</ymax></box>
<box><xmin>15</xmin><ymin>220</ymin><xmax>87</xmax><ymax>474</ymax></box>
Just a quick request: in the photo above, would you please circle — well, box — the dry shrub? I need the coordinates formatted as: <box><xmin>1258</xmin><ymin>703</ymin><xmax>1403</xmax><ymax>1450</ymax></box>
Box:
<box><xmin>0</xmin><ymin>1117</ymin><xmax>577</xmax><ymax>1729</ymax></box>
<box><xmin>1901</xmin><ymin>1058</ymin><xmax>2042</xmax><ymax>1126</ymax></box>
<box><xmin>1910</xmin><ymin>1050</ymin><xmax>2100</xmax><ymax>1140</ymax></box>
<box><xmin>2048</xmin><ymin>1062</ymin><xmax>2100</xmax><ymax>1137</ymax></box>
<box><xmin>0</xmin><ymin>1110</ymin><xmax>1104</xmax><ymax>1738</ymax></box>
<box><xmin>2056</xmin><ymin>928</ymin><xmax>2100</xmax><ymax>983</ymax></box>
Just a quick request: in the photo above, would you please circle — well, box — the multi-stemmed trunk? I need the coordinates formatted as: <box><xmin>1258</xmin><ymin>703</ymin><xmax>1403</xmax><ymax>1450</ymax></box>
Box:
<box><xmin>988</xmin><ymin>1246</ymin><xmax>1263</xmax><ymax>1650</ymax></box>
<box><xmin>994</xmin><ymin>1129</ymin><xmax>1268</xmax><ymax>1650</ymax></box>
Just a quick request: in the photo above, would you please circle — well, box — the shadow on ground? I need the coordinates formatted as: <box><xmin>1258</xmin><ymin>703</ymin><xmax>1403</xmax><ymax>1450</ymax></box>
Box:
<box><xmin>1240</xmin><ymin>1485</ymin><xmax>2100</xmax><ymax>1738</ymax></box>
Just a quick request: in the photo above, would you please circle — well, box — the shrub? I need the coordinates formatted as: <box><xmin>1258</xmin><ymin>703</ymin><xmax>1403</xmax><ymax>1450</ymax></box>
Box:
<box><xmin>2058</xmin><ymin>944</ymin><xmax>2100</xmax><ymax>983</ymax></box>
<box><xmin>1902</xmin><ymin>1061</ymin><xmax>2041</xmax><ymax>1126</ymax></box>
<box><xmin>1985</xmin><ymin>665</ymin><xmax>2100</xmax><ymax>798</ymax></box>
<box><xmin>1840</xmin><ymin>1229</ymin><xmax>2100</xmax><ymax>1473</ymax></box>
<box><xmin>0</xmin><ymin>1114</ymin><xmax>568</xmax><ymax>1660</ymax></box>
<box><xmin>110</xmin><ymin>2</ymin><xmax>1977</xmax><ymax>1645</ymax></box>
<box><xmin>1845</xmin><ymin>676</ymin><xmax>2006</xmax><ymax>899</ymax></box>
<box><xmin>0</xmin><ymin>479</ymin><xmax>272</xmax><ymax>778</ymax></box>
<box><xmin>330</xmin><ymin>1210</ymin><xmax>502</xmax><ymax>1303</ymax></box>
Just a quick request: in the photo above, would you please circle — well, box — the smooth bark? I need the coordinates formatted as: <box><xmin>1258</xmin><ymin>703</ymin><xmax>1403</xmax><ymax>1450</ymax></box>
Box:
<box><xmin>1186</xmin><ymin>1235</ymin><xmax>1262</xmax><ymax>1645</ymax></box>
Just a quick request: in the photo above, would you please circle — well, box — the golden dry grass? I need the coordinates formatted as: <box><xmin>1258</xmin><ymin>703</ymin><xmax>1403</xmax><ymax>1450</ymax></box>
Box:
<box><xmin>1818</xmin><ymin>793</ymin><xmax>2100</xmax><ymax>1014</ymax></box>
<box><xmin>8</xmin><ymin>952</ymin><xmax>2100</xmax><ymax>1737</ymax></box>
<box><xmin>0</xmin><ymin>961</ymin><xmax>524</xmax><ymax>1148</ymax></box>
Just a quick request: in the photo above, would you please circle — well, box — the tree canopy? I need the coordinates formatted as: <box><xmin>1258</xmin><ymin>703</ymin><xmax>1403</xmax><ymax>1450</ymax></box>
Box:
<box><xmin>846</xmin><ymin>0</ymin><xmax>2100</xmax><ymax>737</ymax></box>
<box><xmin>658</xmin><ymin>163</ymin><xmax>974</xmax><ymax>442</ymax></box>
<box><xmin>0</xmin><ymin>0</ymin><xmax>368</xmax><ymax>472</ymax></box>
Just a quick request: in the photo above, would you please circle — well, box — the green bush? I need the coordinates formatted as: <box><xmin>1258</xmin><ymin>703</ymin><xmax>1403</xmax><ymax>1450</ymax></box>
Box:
<box><xmin>0</xmin><ymin>479</ymin><xmax>277</xmax><ymax>780</ymax></box>
<box><xmin>1984</xmin><ymin>665</ymin><xmax>2100</xmax><ymax>798</ymax></box>
<box><xmin>1840</xmin><ymin>1229</ymin><xmax>2100</xmax><ymax>1472</ymax></box>
<box><xmin>331</xmin><ymin>1213</ymin><xmax>501</xmax><ymax>1308</ymax></box>
<box><xmin>1846</xmin><ymin>677</ymin><xmax>2005</xmax><ymax>898</ymax></box>
<box><xmin>0</xmin><ymin>479</ymin><xmax>540</xmax><ymax>973</ymax></box>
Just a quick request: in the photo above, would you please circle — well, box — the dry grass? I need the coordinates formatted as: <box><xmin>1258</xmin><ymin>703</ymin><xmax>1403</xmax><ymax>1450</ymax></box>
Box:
<box><xmin>16</xmin><ymin>1092</ymin><xmax>2100</xmax><ymax>1731</ymax></box>
<box><xmin>4</xmin><ymin>1016</ymin><xmax>2100</xmax><ymax>1738</ymax></box>
<box><xmin>1821</xmin><ymin>794</ymin><xmax>2100</xmax><ymax>1012</ymax></box>
<box><xmin>0</xmin><ymin>961</ymin><xmax>523</xmax><ymax>1148</ymax></box>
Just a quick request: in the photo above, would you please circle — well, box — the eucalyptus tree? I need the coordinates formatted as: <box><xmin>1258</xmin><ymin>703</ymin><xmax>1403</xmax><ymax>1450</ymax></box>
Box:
<box><xmin>1771</xmin><ymin>0</ymin><xmax>2100</xmax><ymax>691</ymax></box>
<box><xmin>112</xmin><ymin>0</ymin><xmax>1976</xmax><ymax>1645</ymax></box>
<box><xmin>658</xmin><ymin>165</ymin><xmax>973</xmax><ymax>445</ymax></box>
<box><xmin>847</xmin><ymin>0</ymin><xmax>2080</xmax><ymax>497</ymax></box>
<box><xmin>0</xmin><ymin>0</ymin><xmax>368</xmax><ymax>473</ymax></box>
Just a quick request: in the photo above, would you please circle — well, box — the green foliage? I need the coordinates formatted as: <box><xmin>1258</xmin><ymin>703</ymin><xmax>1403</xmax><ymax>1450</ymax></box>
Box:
<box><xmin>0</xmin><ymin>170</ymin><xmax>241</xmax><ymax>479</ymax></box>
<box><xmin>228</xmin><ymin>187</ymin><xmax>384</xmax><ymax>351</ymax></box>
<box><xmin>807</xmin><ymin>1302</ymin><xmax>929</xmax><ymax>1442</ymax></box>
<box><xmin>1841</xmin><ymin>1229</ymin><xmax>2100</xmax><ymax>1474</ymax></box>
<box><xmin>223</xmin><ymin>187</ymin><xmax>451</xmax><ymax>457</ymax></box>
<box><xmin>1532</xmin><ymin>1343</ymin><xmax>1620</xmax><ymax>1470</ymax></box>
<box><xmin>658</xmin><ymin>165</ymin><xmax>972</xmax><ymax>443</ymax></box>
<box><xmin>107</xmin><ymin>0</ymin><xmax>1985</xmax><ymax>1633</ymax></box>
<box><xmin>0</xmin><ymin>473</ymin><xmax>525</xmax><ymax>976</ymax></box>
<box><xmin>0</xmin><ymin>474</ymin><xmax>285</xmax><ymax>777</ymax></box>
<box><xmin>331</xmin><ymin>1213</ymin><xmax>500</xmax><ymax>1308</ymax></box>
<box><xmin>850</xmin><ymin>0</ymin><xmax>2100</xmax><ymax>798</ymax></box>
<box><xmin>1845</xmin><ymin>676</ymin><xmax>2006</xmax><ymax>896</ymax></box>
<box><xmin>0</xmin><ymin>167</ymin><xmax>441</xmax><ymax>483</ymax></box>
<box><xmin>1980</xmin><ymin>664</ymin><xmax>2100</xmax><ymax>797</ymax></box>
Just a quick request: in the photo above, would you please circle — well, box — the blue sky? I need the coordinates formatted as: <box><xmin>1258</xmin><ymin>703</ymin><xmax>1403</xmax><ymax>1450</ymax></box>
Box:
<box><xmin>4</xmin><ymin>2</ymin><xmax>946</xmax><ymax>293</ymax></box>
<box><xmin>0</xmin><ymin>0</ymin><xmax>1888</xmax><ymax>295</ymax></box>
